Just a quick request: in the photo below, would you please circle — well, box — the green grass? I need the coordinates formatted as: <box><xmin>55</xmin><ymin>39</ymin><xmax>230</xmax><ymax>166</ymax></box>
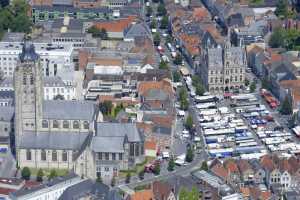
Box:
<box><xmin>119</xmin><ymin>157</ymin><xmax>155</xmax><ymax>178</ymax></box>
<box><xmin>29</xmin><ymin>168</ymin><xmax>69</xmax><ymax>177</ymax></box>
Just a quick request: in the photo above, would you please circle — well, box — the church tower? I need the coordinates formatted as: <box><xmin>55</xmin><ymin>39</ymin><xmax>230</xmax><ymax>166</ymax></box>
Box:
<box><xmin>14</xmin><ymin>41</ymin><xmax>44</xmax><ymax>148</ymax></box>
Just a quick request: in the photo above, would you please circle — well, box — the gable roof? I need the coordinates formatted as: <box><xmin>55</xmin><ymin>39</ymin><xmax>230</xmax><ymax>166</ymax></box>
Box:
<box><xmin>223</xmin><ymin>159</ymin><xmax>239</xmax><ymax>174</ymax></box>
<box><xmin>94</xmin><ymin>16</ymin><xmax>136</xmax><ymax>33</ymax></box>
<box><xmin>211</xmin><ymin>163</ymin><xmax>229</xmax><ymax>179</ymax></box>
<box><xmin>130</xmin><ymin>189</ymin><xmax>154</xmax><ymax>200</ymax></box>
<box><xmin>124</xmin><ymin>22</ymin><xmax>151</xmax><ymax>40</ymax></box>
<box><xmin>260</xmin><ymin>155</ymin><xmax>276</xmax><ymax>171</ymax></box>
<box><xmin>152</xmin><ymin>181</ymin><xmax>173</xmax><ymax>200</ymax></box>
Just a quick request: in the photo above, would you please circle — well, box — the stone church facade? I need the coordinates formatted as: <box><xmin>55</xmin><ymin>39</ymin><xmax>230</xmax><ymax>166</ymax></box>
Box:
<box><xmin>14</xmin><ymin>42</ymin><xmax>145</xmax><ymax>181</ymax></box>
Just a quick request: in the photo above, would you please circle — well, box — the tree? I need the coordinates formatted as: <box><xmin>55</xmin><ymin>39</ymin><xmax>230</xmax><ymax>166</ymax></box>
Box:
<box><xmin>179</xmin><ymin>87</ymin><xmax>189</xmax><ymax>110</ymax></box>
<box><xmin>275</xmin><ymin>0</ymin><xmax>288</xmax><ymax>18</ymax></box>
<box><xmin>188</xmin><ymin>187</ymin><xmax>200</xmax><ymax>200</ymax></box>
<box><xmin>150</xmin><ymin>19</ymin><xmax>157</xmax><ymax>29</ymax></box>
<box><xmin>157</xmin><ymin>3</ymin><xmax>167</xmax><ymax>16</ymax></box>
<box><xmin>165</xmin><ymin>35</ymin><xmax>173</xmax><ymax>44</ymax></box>
<box><xmin>111</xmin><ymin>176</ymin><xmax>116</xmax><ymax>187</ymax></box>
<box><xmin>196</xmin><ymin>84</ymin><xmax>205</xmax><ymax>96</ymax></box>
<box><xmin>146</xmin><ymin>6</ymin><xmax>152</xmax><ymax>17</ymax></box>
<box><xmin>159</xmin><ymin>60</ymin><xmax>168</xmax><ymax>69</ymax></box>
<box><xmin>87</xmin><ymin>25</ymin><xmax>101</xmax><ymax>37</ymax></box>
<box><xmin>153</xmin><ymin>32</ymin><xmax>160</xmax><ymax>46</ymax></box>
<box><xmin>0</xmin><ymin>0</ymin><xmax>9</xmax><ymax>7</ymax></box>
<box><xmin>185</xmin><ymin>115</ymin><xmax>193</xmax><ymax>130</ymax></box>
<box><xmin>48</xmin><ymin>169</ymin><xmax>57</xmax><ymax>180</ymax></box>
<box><xmin>100</xmin><ymin>28</ymin><xmax>108</xmax><ymax>40</ymax></box>
<box><xmin>179</xmin><ymin>187</ymin><xmax>189</xmax><ymax>200</ymax></box>
<box><xmin>172</xmin><ymin>71</ymin><xmax>181</xmax><ymax>82</ymax></box>
<box><xmin>167</xmin><ymin>157</ymin><xmax>175</xmax><ymax>171</ymax></box>
<box><xmin>160</xmin><ymin>16</ymin><xmax>169</xmax><ymax>29</ymax></box>
<box><xmin>269</xmin><ymin>28</ymin><xmax>286</xmax><ymax>48</ymax></box>
<box><xmin>36</xmin><ymin>169</ymin><xmax>44</xmax><ymax>182</ymax></box>
<box><xmin>261</xmin><ymin>78</ymin><xmax>271</xmax><ymax>90</ymax></box>
<box><xmin>153</xmin><ymin>163</ymin><xmax>160</xmax><ymax>175</ymax></box>
<box><xmin>185</xmin><ymin>146</ymin><xmax>194</xmax><ymax>163</ymax></box>
<box><xmin>244</xmin><ymin>78</ymin><xmax>250</xmax><ymax>86</ymax></box>
<box><xmin>173</xmin><ymin>54</ymin><xmax>183</xmax><ymax>65</ymax></box>
<box><xmin>125</xmin><ymin>172</ymin><xmax>131</xmax><ymax>184</ymax></box>
<box><xmin>96</xmin><ymin>176</ymin><xmax>102</xmax><ymax>183</ymax></box>
<box><xmin>138</xmin><ymin>170</ymin><xmax>145</xmax><ymax>180</ymax></box>
<box><xmin>21</xmin><ymin>167</ymin><xmax>31</xmax><ymax>180</ymax></box>
<box><xmin>99</xmin><ymin>100</ymin><xmax>113</xmax><ymax>115</ymax></box>
<box><xmin>250</xmin><ymin>82</ymin><xmax>256</xmax><ymax>93</ymax></box>
<box><xmin>280</xmin><ymin>96</ymin><xmax>293</xmax><ymax>115</ymax></box>
<box><xmin>200</xmin><ymin>161</ymin><xmax>208</xmax><ymax>171</ymax></box>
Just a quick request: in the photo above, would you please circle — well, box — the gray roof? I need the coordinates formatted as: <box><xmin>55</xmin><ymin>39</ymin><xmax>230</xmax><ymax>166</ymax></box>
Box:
<box><xmin>58</xmin><ymin>179</ymin><xmax>122</xmax><ymax>200</ymax></box>
<box><xmin>153</xmin><ymin>126</ymin><xmax>172</xmax><ymax>135</ymax></box>
<box><xmin>1</xmin><ymin>32</ymin><xmax>24</xmax><ymax>43</ymax></box>
<box><xmin>10</xmin><ymin>173</ymin><xmax>79</xmax><ymax>198</ymax></box>
<box><xmin>124</xmin><ymin>22</ymin><xmax>151</xmax><ymax>39</ymax></box>
<box><xmin>44</xmin><ymin>76</ymin><xmax>65</xmax><ymax>87</ymax></box>
<box><xmin>19</xmin><ymin>131</ymin><xmax>89</xmax><ymax>150</ymax></box>
<box><xmin>0</xmin><ymin>77</ymin><xmax>13</xmax><ymax>88</ymax></box>
<box><xmin>32</xmin><ymin>5</ymin><xmax>111</xmax><ymax>14</ymax></box>
<box><xmin>52</xmin><ymin>18</ymin><xmax>83</xmax><ymax>31</ymax></box>
<box><xmin>91</xmin><ymin>136</ymin><xmax>125</xmax><ymax>153</ymax></box>
<box><xmin>0</xmin><ymin>106</ymin><xmax>14</xmax><ymax>122</ymax></box>
<box><xmin>145</xmin><ymin>89</ymin><xmax>168</xmax><ymax>101</ymax></box>
<box><xmin>96</xmin><ymin>123</ymin><xmax>142</xmax><ymax>142</ymax></box>
<box><xmin>43</xmin><ymin>100</ymin><xmax>96</xmax><ymax>121</ymax></box>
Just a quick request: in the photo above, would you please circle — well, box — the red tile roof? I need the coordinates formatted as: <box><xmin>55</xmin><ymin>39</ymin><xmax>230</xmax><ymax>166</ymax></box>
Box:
<box><xmin>94</xmin><ymin>16</ymin><xmax>137</xmax><ymax>32</ymax></box>
<box><xmin>130</xmin><ymin>189</ymin><xmax>154</xmax><ymax>200</ymax></box>
<box><xmin>211</xmin><ymin>163</ymin><xmax>229</xmax><ymax>179</ymax></box>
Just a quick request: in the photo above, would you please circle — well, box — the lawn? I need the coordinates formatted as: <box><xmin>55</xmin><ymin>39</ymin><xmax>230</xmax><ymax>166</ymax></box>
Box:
<box><xmin>29</xmin><ymin>168</ymin><xmax>69</xmax><ymax>177</ymax></box>
<box><xmin>119</xmin><ymin>157</ymin><xmax>155</xmax><ymax>178</ymax></box>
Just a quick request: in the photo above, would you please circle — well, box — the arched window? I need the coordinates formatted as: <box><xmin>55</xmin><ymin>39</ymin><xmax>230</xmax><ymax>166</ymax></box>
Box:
<box><xmin>42</xmin><ymin>120</ymin><xmax>48</xmax><ymax>128</ymax></box>
<box><xmin>63</xmin><ymin>120</ymin><xmax>69</xmax><ymax>129</ymax></box>
<box><xmin>73</xmin><ymin>121</ymin><xmax>79</xmax><ymax>129</ymax></box>
<box><xmin>62</xmin><ymin>150</ymin><xmax>68</xmax><ymax>162</ymax></box>
<box><xmin>41</xmin><ymin>150</ymin><xmax>46</xmax><ymax>161</ymax></box>
<box><xmin>26</xmin><ymin>150</ymin><xmax>31</xmax><ymax>160</ymax></box>
<box><xmin>53</xmin><ymin>120</ymin><xmax>59</xmax><ymax>128</ymax></box>
<box><xmin>52</xmin><ymin>150</ymin><xmax>57</xmax><ymax>161</ymax></box>
<box><xmin>83</xmin><ymin>121</ymin><xmax>89</xmax><ymax>129</ymax></box>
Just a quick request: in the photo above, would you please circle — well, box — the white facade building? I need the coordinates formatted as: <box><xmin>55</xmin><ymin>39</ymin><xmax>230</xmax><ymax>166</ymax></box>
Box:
<box><xmin>0</xmin><ymin>42</ymin><xmax>74</xmax><ymax>82</ymax></box>
<box><xmin>9</xmin><ymin>174</ymin><xmax>83</xmax><ymax>200</ymax></box>
<box><xmin>0</xmin><ymin>77</ymin><xmax>77</xmax><ymax>100</ymax></box>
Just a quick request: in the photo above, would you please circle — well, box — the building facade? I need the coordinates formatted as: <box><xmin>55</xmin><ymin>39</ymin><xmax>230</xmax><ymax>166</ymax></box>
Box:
<box><xmin>200</xmin><ymin>43</ymin><xmax>247</xmax><ymax>93</ymax></box>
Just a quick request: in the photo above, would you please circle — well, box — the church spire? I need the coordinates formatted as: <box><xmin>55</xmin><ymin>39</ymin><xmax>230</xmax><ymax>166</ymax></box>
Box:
<box><xmin>19</xmin><ymin>40</ymin><xmax>39</xmax><ymax>63</ymax></box>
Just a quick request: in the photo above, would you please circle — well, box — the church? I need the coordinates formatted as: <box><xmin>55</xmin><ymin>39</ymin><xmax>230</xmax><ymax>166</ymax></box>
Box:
<box><xmin>14</xmin><ymin>42</ymin><xmax>145</xmax><ymax>181</ymax></box>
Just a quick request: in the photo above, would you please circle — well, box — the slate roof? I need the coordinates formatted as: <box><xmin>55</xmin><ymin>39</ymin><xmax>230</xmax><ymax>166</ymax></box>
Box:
<box><xmin>207</xmin><ymin>48</ymin><xmax>223</xmax><ymax>70</ymax></box>
<box><xmin>19</xmin><ymin>132</ymin><xmax>90</xmax><ymax>150</ymax></box>
<box><xmin>58</xmin><ymin>180</ymin><xmax>122</xmax><ymax>200</ymax></box>
<box><xmin>124</xmin><ymin>22</ymin><xmax>152</xmax><ymax>39</ymax></box>
<box><xmin>43</xmin><ymin>100</ymin><xmax>96</xmax><ymax>121</ymax></box>
<box><xmin>91</xmin><ymin>136</ymin><xmax>125</xmax><ymax>153</ymax></box>
<box><xmin>51</xmin><ymin>18</ymin><xmax>83</xmax><ymax>31</ymax></box>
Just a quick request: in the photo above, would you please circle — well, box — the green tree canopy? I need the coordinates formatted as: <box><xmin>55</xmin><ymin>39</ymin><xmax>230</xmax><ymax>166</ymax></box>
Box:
<box><xmin>146</xmin><ymin>6</ymin><xmax>152</xmax><ymax>17</ymax></box>
<box><xmin>125</xmin><ymin>172</ymin><xmax>131</xmax><ymax>184</ymax></box>
<box><xmin>157</xmin><ymin>4</ymin><xmax>167</xmax><ymax>16</ymax></box>
<box><xmin>160</xmin><ymin>16</ymin><xmax>169</xmax><ymax>29</ymax></box>
<box><xmin>36</xmin><ymin>169</ymin><xmax>44</xmax><ymax>182</ymax></box>
<box><xmin>153</xmin><ymin>163</ymin><xmax>160</xmax><ymax>175</ymax></box>
<box><xmin>48</xmin><ymin>169</ymin><xmax>57</xmax><ymax>180</ymax></box>
<box><xmin>159</xmin><ymin>60</ymin><xmax>169</xmax><ymax>70</ymax></box>
<box><xmin>275</xmin><ymin>0</ymin><xmax>288</xmax><ymax>18</ymax></box>
<box><xmin>185</xmin><ymin>115</ymin><xmax>193</xmax><ymax>130</ymax></box>
<box><xmin>174</xmin><ymin>54</ymin><xmax>183</xmax><ymax>65</ymax></box>
<box><xmin>21</xmin><ymin>167</ymin><xmax>31</xmax><ymax>180</ymax></box>
<box><xmin>185</xmin><ymin>146</ymin><xmax>194</xmax><ymax>162</ymax></box>
<box><xmin>150</xmin><ymin>19</ymin><xmax>157</xmax><ymax>29</ymax></box>
<box><xmin>111</xmin><ymin>176</ymin><xmax>116</xmax><ymax>187</ymax></box>
<box><xmin>172</xmin><ymin>71</ymin><xmax>181</xmax><ymax>82</ymax></box>
<box><xmin>153</xmin><ymin>32</ymin><xmax>160</xmax><ymax>46</ymax></box>
<box><xmin>250</xmin><ymin>81</ymin><xmax>256</xmax><ymax>93</ymax></box>
<box><xmin>167</xmin><ymin>157</ymin><xmax>175</xmax><ymax>171</ymax></box>
<box><xmin>200</xmin><ymin>161</ymin><xmax>208</xmax><ymax>171</ymax></box>
<box><xmin>179</xmin><ymin>87</ymin><xmax>189</xmax><ymax>110</ymax></box>
<box><xmin>280</xmin><ymin>96</ymin><xmax>293</xmax><ymax>115</ymax></box>
<box><xmin>99</xmin><ymin>100</ymin><xmax>113</xmax><ymax>116</ymax></box>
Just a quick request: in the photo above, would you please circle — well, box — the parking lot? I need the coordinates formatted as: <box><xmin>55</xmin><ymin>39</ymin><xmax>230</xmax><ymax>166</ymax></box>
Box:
<box><xmin>185</xmin><ymin>86</ymin><xmax>300</xmax><ymax>160</ymax></box>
